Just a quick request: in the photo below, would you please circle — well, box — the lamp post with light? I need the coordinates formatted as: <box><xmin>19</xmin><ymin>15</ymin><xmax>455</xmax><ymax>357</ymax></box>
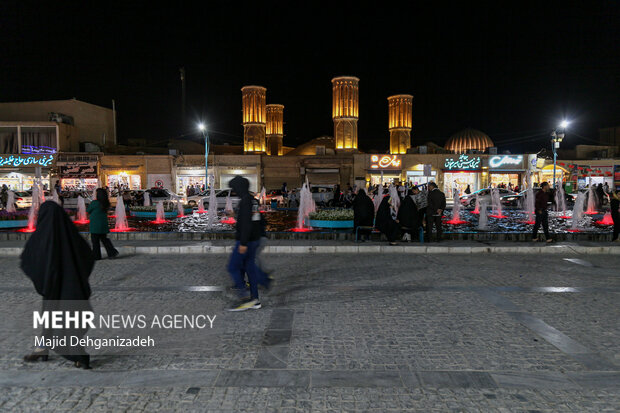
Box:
<box><xmin>198</xmin><ymin>123</ymin><xmax>209</xmax><ymax>189</ymax></box>
<box><xmin>551</xmin><ymin>120</ymin><xmax>569</xmax><ymax>188</ymax></box>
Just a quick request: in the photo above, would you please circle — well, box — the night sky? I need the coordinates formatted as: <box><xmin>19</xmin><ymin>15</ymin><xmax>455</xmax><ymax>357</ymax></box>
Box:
<box><xmin>2</xmin><ymin>2</ymin><xmax>619</xmax><ymax>153</ymax></box>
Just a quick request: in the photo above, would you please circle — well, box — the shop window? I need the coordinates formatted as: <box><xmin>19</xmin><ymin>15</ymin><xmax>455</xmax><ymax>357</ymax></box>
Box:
<box><xmin>108</xmin><ymin>174</ymin><xmax>141</xmax><ymax>190</ymax></box>
<box><xmin>406</xmin><ymin>170</ymin><xmax>436</xmax><ymax>186</ymax></box>
<box><xmin>443</xmin><ymin>172</ymin><xmax>480</xmax><ymax>198</ymax></box>
<box><xmin>489</xmin><ymin>173</ymin><xmax>520</xmax><ymax>189</ymax></box>
<box><xmin>0</xmin><ymin>128</ymin><xmax>18</xmax><ymax>154</ymax></box>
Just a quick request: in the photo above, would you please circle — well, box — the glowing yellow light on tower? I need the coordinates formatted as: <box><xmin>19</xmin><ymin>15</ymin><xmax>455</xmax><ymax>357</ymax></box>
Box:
<box><xmin>387</xmin><ymin>94</ymin><xmax>413</xmax><ymax>155</ymax></box>
<box><xmin>332</xmin><ymin>76</ymin><xmax>359</xmax><ymax>150</ymax></box>
<box><xmin>266</xmin><ymin>104</ymin><xmax>284</xmax><ymax>156</ymax></box>
<box><xmin>241</xmin><ymin>86</ymin><xmax>267</xmax><ymax>153</ymax></box>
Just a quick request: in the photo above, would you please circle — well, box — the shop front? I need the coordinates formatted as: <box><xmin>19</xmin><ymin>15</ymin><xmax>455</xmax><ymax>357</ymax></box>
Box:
<box><xmin>219</xmin><ymin>167</ymin><xmax>259</xmax><ymax>192</ymax></box>
<box><xmin>537</xmin><ymin>161</ymin><xmax>617</xmax><ymax>191</ymax></box>
<box><xmin>367</xmin><ymin>154</ymin><xmax>402</xmax><ymax>186</ymax></box>
<box><xmin>572</xmin><ymin>164</ymin><xmax>614</xmax><ymax>190</ymax></box>
<box><xmin>173</xmin><ymin>155</ymin><xmax>260</xmax><ymax>193</ymax></box>
<box><xmin>58</xmin><ymin>161</ymin><xmax>99</xmax><ymax>191</ymax></box>
<box><xmin>107</xmin><ymin>172</ymin><xmax>141</xmax><ymax>190</ymax></box>
<box><xmin>537</xmin><ymin>164</ymin><xmax>568</xmax><ymax>187</ymax></box>
<box><xmin>0</xmin><ymin>154</ymin><xmax>55</xmax><ymax>191</ymax></box>
<box><xmin>100</xmin><ymin>155</ymin><xmax>149</xmax><ymax>191</ymax></box>
<box><xmin>175</xmin><ymin>167</ymin><xmax>210</xmax><ymax>195</ymax></box>
<box><xmin>486</xmin><ymin>154</ymin><xmax>527</xmax><ymax>190</ymax></box>
<box><xmin>405</xmin><ymin>163</ymin><xmax>437</xmax><ymax>186</ymax></box>
<box><xmin>441</xmin><ymin>154</ymin><xmax>482</xmax><ymax>198</ymax></box>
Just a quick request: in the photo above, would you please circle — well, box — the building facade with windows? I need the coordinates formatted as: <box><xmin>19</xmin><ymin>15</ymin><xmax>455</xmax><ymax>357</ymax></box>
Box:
<box><xmin>0</xmin><ymin>121</ymin><xmax>76</xmax><ymax>190</ymax></box>
<box><xmin>0</xmin><ymin>99</ymin><xmax>116</xmax><ymax>151</ymax></box>
<box><xmin>0</xmin><ymin>99</ymin><xmax>115</xmax><ymax>191</ymax></box>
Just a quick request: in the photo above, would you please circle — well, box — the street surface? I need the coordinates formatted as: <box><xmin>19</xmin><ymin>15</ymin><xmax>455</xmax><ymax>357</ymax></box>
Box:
<box><xmin>1</xmin><ymin>253</ymin><xmax>619</xmax><ymax>412</ymax></box>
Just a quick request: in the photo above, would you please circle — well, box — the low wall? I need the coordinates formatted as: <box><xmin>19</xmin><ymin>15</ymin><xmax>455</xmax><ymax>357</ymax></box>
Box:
<box><xmin>0</xmin><ymin>231</ymin><xmax>615</xmax><ymax>242</ymax></box>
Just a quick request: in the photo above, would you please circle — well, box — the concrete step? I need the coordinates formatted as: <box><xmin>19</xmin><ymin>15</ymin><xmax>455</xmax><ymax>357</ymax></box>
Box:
<box><xmin>1</xmin><ymin>242</ymin><xmax>619</xmax><ymax>256</ymax></box>
<box><xmin>0</xmin><ymin>230</ymin><xmax>615</xmax><ymax>242</ymax></box>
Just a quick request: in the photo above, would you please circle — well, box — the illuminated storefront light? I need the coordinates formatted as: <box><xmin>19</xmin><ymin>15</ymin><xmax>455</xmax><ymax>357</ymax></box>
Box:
<box><xmin>0</xmin><ymin>154</ymin><xmax>55</xmax><ymax>167</ymax></box>
<box><xmin>444</xmin><ymin>154</ymin><xmax>481</xmax><ymax>170</ymax></box>
<box><xmin>489</xmin><ymin>155</ymin><xmax>523</xmax><ymax>168</ymax></box>
<box><xmin>21</xmin><ymin>145</ymin><xmax>57</xmax><ymax>154</ymax></box>
<box><xmin>367</xmin><ymin>155</ymin><xmax>402</xmax><ymax>186</ymax></box>
<box><xmin>58</xmin><ymin>160</ymin><xmax>99</xmax><ymax>191</ymax></box>
<box><xmin>487</xmin><ymin>155</ymin><xmax>526</xmax><ymax>189</ymax></box>
<box><xmin>370</xmin><ymin>155</ymin><xmax>401</xmax><ymax>169</ymax></box>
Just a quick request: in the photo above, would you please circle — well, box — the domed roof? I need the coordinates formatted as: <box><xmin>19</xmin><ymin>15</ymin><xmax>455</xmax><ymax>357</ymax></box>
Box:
<box><xmin>445</xmin><ymin>128</ymin><xmax>494</xmax><ymax>153</ymax></box>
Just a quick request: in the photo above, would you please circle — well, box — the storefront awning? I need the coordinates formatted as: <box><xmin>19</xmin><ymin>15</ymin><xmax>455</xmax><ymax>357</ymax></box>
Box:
<box><xmin>541</xmin><ymin>165</ymin><xmax>569</xmax><ymax>173</ymax></box>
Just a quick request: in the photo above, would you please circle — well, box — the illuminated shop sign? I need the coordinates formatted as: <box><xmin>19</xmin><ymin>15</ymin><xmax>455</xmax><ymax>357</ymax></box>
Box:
<box><xmin>59</xmin><ymin>162</ymin><xmax>98</xmax><ymax>177</ymax></box>
<box><xmin>0</xmin><ymin>154</ymin><xmax>55</xmax><ymax>167</ymax></box>
<box><xmin>444</xmin><ymin>154</ymin><xmax>481</xmax><ymax>170</ymax></box>
<box><xmin>21</xmin><ymin>145</ymin><xmax>57</xmax><ymax>155</ymax></box>
<box><xmin>489</xmin><ymin>155</ymin><xmax>523</xmax><ymax>168</ymax></box>
<box><xmin>371</xmin><ymin>155</ymin><xmax>401</xmax><ymax>169</ymax></box>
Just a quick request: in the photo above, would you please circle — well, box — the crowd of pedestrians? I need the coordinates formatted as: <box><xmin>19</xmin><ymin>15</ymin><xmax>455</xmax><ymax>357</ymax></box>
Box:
<box><xmin>15</xmin><ymin>175</ymin><xmax>620</xmax><ymax>370</ymax></box>
<box><xmin>353</xmin><ymin>180</ymin><xmax>620</xmax><ymax>244</ymax></box>
<box><xmin>352</xmin><ymin>182</ymin><xmax>447</xmax><ymax>244</ymax></box>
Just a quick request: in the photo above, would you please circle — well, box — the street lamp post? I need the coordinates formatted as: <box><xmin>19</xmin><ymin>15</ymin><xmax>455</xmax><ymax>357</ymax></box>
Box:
<box><xmin>198</xmin><ymin>123</ymin><xmax>209</xmax><ymax>189</ymax></box>
<box><xmin>551</xmin><ymin>120</ymin><xmax>568</xmax><ymax>188</ymax></box>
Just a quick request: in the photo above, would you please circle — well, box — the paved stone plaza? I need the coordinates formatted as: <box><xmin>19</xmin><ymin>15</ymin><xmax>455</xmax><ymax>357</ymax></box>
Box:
<box><xmin>1</xmin><ymin>252</ymin><xmax>620</xmax><ymax>412</ymax></box>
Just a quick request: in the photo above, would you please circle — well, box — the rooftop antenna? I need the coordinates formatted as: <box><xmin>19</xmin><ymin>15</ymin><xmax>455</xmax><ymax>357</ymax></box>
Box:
<box><xmin>180</xmin><ymin>67</ymin><xmax>186</xmax><ymax>129</ymax></box>
<box><xmin>112</xmin><ymin>99</ymin><xmax>117</xmax><ymax>145</ymax></box>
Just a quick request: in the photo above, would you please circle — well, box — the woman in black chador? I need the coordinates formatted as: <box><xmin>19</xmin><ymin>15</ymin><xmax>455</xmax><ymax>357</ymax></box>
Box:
<box><xmin>21</xmin><ymin>201</ymin><xmax>95</xmax><ymax>369</ymax></box>
<box><xmin>397</xmin><ymin>189</ymin><xmax>420</xmax><ymax>241</ymax></box>
<box><xmin>353</xmin><ymin>189</ymin><xmax>375</xmax><ymax>241</ymax></box>
<box><xmin>376</xmin><ymin>194</ymin><xmax>400</xmax><ymax>245</ymax></box>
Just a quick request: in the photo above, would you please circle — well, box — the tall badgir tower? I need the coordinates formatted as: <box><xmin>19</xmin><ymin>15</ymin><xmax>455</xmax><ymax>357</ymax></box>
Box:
<box><xmin>388</xmin><ymin>94</ymin><xmax>413</xmax><ymax>154</ymax></box>
<box><xmin>332</xmin><ymin>76</ymin><xmax>359</xmax><ymax>151</ymax></box>
<box><xmin>241</xmin><ymin>86</ymin><xmax>267</xmax><ymax>153</ymax></box>
<box><xmin>265</xmin><ymin>104</ymin><xmax>284</xmax><ymax>156</ymax></box>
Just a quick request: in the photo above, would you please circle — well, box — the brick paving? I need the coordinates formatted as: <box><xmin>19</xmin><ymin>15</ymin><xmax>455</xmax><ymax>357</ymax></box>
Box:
<box><xmin>1</xmin><ymin>252</ymin><xmax>619</xmax><ymax>411</ymax></box>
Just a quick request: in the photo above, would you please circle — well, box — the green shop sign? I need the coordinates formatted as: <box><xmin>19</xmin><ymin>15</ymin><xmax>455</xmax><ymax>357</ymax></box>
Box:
<box><xmin>0</xmin><ymin>154</ymin><xmax>55</xmax><ymax>167</ymax></box>
<box><xmin>444</xmin><ymin>154</ymin><xmax>481</xmax><ymax>170</ymax></box>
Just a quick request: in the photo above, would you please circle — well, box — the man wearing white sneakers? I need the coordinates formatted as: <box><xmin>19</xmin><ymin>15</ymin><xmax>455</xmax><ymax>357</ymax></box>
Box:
<box><xmin>227</xmin><ymin>176</ymin><xmax>264</xmax><ymax>311</ymax></box>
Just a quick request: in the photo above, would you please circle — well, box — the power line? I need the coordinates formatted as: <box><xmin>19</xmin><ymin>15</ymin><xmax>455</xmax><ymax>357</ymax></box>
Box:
<box><xmin>569</xmin><ymin>132</ymin><xmax>601</xmax><ymax>145</ymax></box>
<box><xmin>493</xmin><ymin>132</ymin><xmax>549</xmax><ymax>145</ymax></box>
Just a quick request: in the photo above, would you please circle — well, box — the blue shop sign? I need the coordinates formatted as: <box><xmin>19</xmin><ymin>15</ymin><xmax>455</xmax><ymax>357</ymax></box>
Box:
<box><xmin>444</xmin><ymin>154</ymin><xmax>481</xmax><ymax>170</ymax></box>
<box><xmin>488</xmin><ymin>155</ymin><xmax>524</xmax><ymax>169</ymax></box>
<box><xmin>0</xmin><ymin>154</ymin><xmax>55</xmax><ymax>168</ymax></box>
<box><xmin>21</xmin><ymin>145</ymin><xmax>57</xmax><ymax>155</ymax></box>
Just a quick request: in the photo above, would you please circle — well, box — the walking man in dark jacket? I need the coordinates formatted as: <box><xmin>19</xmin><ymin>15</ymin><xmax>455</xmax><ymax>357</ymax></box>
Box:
<box><xmin>227</xmin><ymin>176</ymin><xmax>264</xmax><ymax>311</ymax></box>
<box><xmin>426</xmin><ymin>182</ymin><xmax>446</xmax><ymax>242</ymax></box>
<box><xmin>532</xmin><ymin>182</ymin><xmax>553</xmax><ymax>242</ymax></box>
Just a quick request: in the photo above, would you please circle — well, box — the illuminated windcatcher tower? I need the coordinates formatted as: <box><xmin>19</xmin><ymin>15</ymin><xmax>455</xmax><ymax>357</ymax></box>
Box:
<box><xmin>332</xmin><ymin>76</ymin><xmax>359</xmax><ymax>150</ymax></box>
<box><xmin>241</xmin><ymin>86</ymin><xmax>267</xmax><ymax>153</ymax></box>
<box><xmin>388</xmin><ymin>94</ymin><xmax>413</xmax><ymax>154</ymax></box>
<box><xmin>266</xmin><ymin>104</ymin><xmax>284</xmax><ymax>156</ymax></box>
